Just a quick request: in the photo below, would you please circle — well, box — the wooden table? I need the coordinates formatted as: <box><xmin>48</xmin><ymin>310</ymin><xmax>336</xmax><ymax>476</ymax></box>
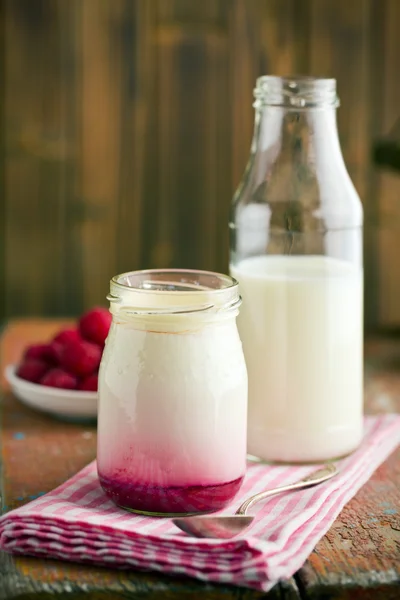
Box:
<box><xmin>1</xmin><ymin>320</ymin><xmax>400</xmax><ymax>600</ymax></box>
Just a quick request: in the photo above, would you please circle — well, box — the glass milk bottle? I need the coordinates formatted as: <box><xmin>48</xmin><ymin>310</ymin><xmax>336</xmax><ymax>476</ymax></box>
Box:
<box><xmin>230</xmin><ymin>76</ymin><xmax>363</xmax><ymax>463</ymax></box>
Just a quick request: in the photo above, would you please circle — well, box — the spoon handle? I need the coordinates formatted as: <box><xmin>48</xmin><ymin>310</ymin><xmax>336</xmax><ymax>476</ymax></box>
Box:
<box><xmin>235</xmin><ymin>464</ymin><xmax>338</xmax><ymax>516</ymax></box>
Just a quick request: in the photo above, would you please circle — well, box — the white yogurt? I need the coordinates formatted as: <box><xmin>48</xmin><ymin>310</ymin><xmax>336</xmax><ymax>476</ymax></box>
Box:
<box><xmin>97</xmin><ymin>314</ymin><xmax>247</xmax><ymax>488</ymax></box>
<box><xmin>231</xmin><ymin>255</ymin><xmax>363</xmax><ymax>463</ymax></box>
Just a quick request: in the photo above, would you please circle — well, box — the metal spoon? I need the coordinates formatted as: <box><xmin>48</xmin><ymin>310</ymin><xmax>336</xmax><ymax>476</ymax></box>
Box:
<box><xmin>172</xmin><ymin>464</ymin><xmax>337</xmax><ymax>539</ymax></box>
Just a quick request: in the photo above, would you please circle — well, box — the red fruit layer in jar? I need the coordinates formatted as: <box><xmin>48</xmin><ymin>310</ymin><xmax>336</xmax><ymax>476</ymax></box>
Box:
<box><xmin>98</xmin><ymin>472</ymin><xmax>244</xmax><ymax>516</ymax></box>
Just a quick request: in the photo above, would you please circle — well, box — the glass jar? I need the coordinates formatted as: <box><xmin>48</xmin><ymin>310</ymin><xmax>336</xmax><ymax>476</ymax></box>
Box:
<box><xmin>230</xmin><ymin>76</ymin><xmax>363</xmax><ymax>463</ymax></box>
<box><xmin>97</xmin><ymin>269</ymin><xmax>247</xmax><ymax>516</ymax></box>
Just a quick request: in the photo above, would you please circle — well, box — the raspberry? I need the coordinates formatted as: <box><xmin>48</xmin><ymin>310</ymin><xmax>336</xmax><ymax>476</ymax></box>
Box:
<box><xmin>17</xmin><ymin>359</ymin><xmax>49</xmax><ymax>383</ymax></box>
<box><xmin>79</xmin><ymin>307</ymin><xmax>111</xmax><ymax>346</ymax></box>
<box><xmin>61</xmin><ymin>339</ymin><xmax>102</xmax><ymax>377</ymax></box>
<box><xmin>78</xmin><ymin>373</ymin><xmax>98</xmax><ymax>392</ymax></box>
<box><xmin>53</xmin><ymin>328</ymin><xmax>81</xmax><ymax>347</ymax></box>
<box><xmin>24</xmin><ymin>343</ymin><xmax>59</xmax><ymax>365</ymax></box>
<box><xmin>49</xmin><ymin>341</ymin><xmax>63</xmax><ymax>364</ymax></box>
<box><xmin>41</xmin><ymin>368</ymin><xmax>77</xmax><ymax>390</ymax></box>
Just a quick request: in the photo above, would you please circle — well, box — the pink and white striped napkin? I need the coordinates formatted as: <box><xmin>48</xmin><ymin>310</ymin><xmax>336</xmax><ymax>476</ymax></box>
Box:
<box><xmin>1</xmin><ymin>414</ymin><xmax>399</xmax><ymax>592</ymax></box>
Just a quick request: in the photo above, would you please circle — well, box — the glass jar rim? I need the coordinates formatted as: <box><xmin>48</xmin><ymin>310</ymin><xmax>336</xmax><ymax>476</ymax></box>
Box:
<box><xmin>108</xmin><ymin>268</ymin><xmax>240</xmax><ymax>316</ymax></box>
<box><xmin>254</xmin><ymin>75</ymin><xmax>340</xmax><ymax>109</ymax></box>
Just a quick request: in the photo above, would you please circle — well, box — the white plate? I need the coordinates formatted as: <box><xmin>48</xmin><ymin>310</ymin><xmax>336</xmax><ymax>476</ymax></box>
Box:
<box><xmin>4</xmin><ymin>365</ymin><xmax>98</xmax><ymax>421</ymax></box>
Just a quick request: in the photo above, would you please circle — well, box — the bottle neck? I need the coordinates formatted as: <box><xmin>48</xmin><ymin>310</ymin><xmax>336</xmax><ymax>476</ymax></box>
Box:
<box><xmin>230</xmin><ymin>76</ymin><xmax>362</xmax><ymax>266</ymax></box>
<box><xmin>252</xmin><ymin>105</ymin><xmax>346</xmax><ymax>184</ymax></box>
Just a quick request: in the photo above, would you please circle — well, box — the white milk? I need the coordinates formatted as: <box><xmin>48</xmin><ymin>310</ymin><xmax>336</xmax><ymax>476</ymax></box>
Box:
<box><xmin>231</xmin><ymin>255</ymin><xmax>363</xmax><ymax>462</ymax></box>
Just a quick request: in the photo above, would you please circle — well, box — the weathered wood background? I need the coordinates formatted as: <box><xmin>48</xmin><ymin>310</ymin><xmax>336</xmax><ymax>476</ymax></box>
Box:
<box><xmin>2</xmin><ymin>0</ymin><xmax>400</xmax><ymax>329</ymax></box>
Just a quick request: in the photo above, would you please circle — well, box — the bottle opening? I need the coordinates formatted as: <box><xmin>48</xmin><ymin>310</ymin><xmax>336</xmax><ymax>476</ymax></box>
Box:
<box><xmin>108</xmin><ymin>269</ymin><xmax>241</xmax><ymax>317</ymax></box>
<box><xmin>254</xmin><ymin>75</ymin><xmax>339</xmax><ymax>109</ymax></box>
<box><xmin>114</xmin><ymin>269</ymin><xmax>236</xmax><ymax>293</ymax></box>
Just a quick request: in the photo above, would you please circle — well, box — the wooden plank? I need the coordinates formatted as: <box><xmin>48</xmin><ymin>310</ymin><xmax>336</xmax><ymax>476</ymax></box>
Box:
<box><xmin>308</xmin><ymin>0</ymin><xmax>372</xmax><ymax>198</ymax></box>
<box><xmin>115</xmin><ymin>0</ymin><xmax>153</xmax><ymax>275</ymax></box>
<box><xmin>78</xmin><ymin>0</ymin><xmax>124</xmax><ymax>309</ymax></box>
<box><xmin>362</xmin><ymin>0</ymin><xmax>387</xmax><ymax>332</ymax></box>
<box><xmin>307</xmin><ymin>0</ymin><xmax>377</xmax><ymax>328</ymax></box>
<box><xmin>0</xmin><ymin>0</ymin><xmax>4</xmax><ymax>323</ymax></box>
<box><xmin>140</xmin><ymin>0</ymin><xmax>234</xmax><ymax>273</ymax></box>
<box><xmin>295</xmin><ymin>448</ymin><xmax>400</xmax><ymax>599</ymax></box>
<box><xmin>58</xmin><ymin>0</ymin><xmax>85</xmax><ymax>317</ymax></box>
<box><xmin>376</xmin><ymin>0</ymin><xmax>400</xmax><ymax>328</ymax></box>
<box><xmin>0</xmin><ymin>320</ymin><xmax>292</xmax><ymax>599</ymax></box>
<box><xmin>4</xmin><ymin>0</ymin><xmax>72</xmax><ymax>317</ymax></box>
